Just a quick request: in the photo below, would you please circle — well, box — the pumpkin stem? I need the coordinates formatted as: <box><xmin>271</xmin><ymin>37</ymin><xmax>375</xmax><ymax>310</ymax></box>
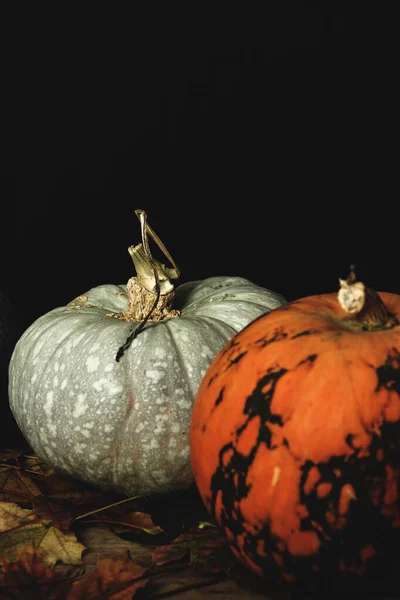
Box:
<box><xmin>115</xmin><ymin>210</ymin><xmax>180</xmax><ymax>362</ymax></box>
<box><xmin>338</xmin><ymin>265</ymin><xmax>399</xmax><ymax>331</ymax></box>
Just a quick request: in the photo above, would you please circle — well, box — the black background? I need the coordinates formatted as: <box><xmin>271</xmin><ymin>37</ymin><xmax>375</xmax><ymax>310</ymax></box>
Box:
<box><xmin>1</xmin><ymin>4</ymin><xmax>396</xmax><ymax>331</ymax></box>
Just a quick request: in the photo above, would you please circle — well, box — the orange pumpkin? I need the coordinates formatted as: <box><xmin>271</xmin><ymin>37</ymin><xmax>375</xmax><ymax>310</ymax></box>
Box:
<box><xmin>190</xmin><ymin>268</ymin><xmax>400</xmax><ymax>591</ymax></box>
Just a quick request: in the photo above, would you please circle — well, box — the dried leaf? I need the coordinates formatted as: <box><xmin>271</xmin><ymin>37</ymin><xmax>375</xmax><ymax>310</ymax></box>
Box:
<box><xmin>0</xmin><ymin>549</ymin><xmax>59</xmax><ymax>599</ymax></box>
<box><xmin>167</xmin><ymin>528</ymin><xmax>215</xmax><ymax>551</ymax></box>
<box><xmin>2</xmin><ymin>548</ymin><xmax>53</xmax><ymax>583</ymax></box>
<box><xmin>0</xmin><ymin>501</ymin><xmax>38</xmax><ymax>532</ymax></box>
<box><xmin>0</xmin><ymin>450</ymin><xmax>23</xmax><ymax>464</ymax></box>
<box><xmin>35</xmin><ymin>525</ymin><xmax>86</xmax><ymax>569</ymax></box>
<box><xmin>117</xmin><ymin>511</ymin><xmax>165</xmax><ymax>535</ymax></box>
<box><xmin>151</xmin><ymin>543</ymin><xmax>189</xmax><ymax>567</ymax></box>
<box><xmin>21</xmin><ymin>454</ymin><xmax>55</xmax><ymax>476</ymax></box>
<box><xmin>189</xmin><ymin>528</ymin><xmax>235</xmax><ymax>574</ymax></box>
<box><xmin>0</xmin><ymin>502</ymin><xmax>85</xmax><ymax>568</ymax></box>
<box><xmin>32</xmin><ymin>496</ymin><xmax>74</xmax><ymax>531</ymax></box>
<box><xmin>0</xmin><ymin>467</ymin><xmax>42</xmax><ymax>502</ymax></box>
<box><xmin>38</xmin><ymin>473</ymin><xmax>105</xmax><ymax>506</ymax></box>
<box><xmin>151</xmin><ymin>526</ymin><xmax>212</xmax><ymax>567</ymax></box>
<box><xmin>152</xmin><ymin>525</ymin><xmax>235</xmax><ymax>575</ymax></box>
<box><xmin>0</xmin><ymin>548</ymin><xmax>68</xmax><ymax>599</ymax></box>
<box><xmin>68</xmin><ymin>552</ymin><xmax>149</xmax><ymax>600</ymax></box>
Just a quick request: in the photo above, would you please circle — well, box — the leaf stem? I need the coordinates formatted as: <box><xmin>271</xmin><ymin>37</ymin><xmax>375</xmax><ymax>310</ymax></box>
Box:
<box><xmin>73</xmin><ymin>517</ymin><xmax>163</xmax><ymax>534</ymax></box>
<box><xmin>73</xmin><ymin>494</ymin><xmax>141</xmax><ymax>521</ymax></box>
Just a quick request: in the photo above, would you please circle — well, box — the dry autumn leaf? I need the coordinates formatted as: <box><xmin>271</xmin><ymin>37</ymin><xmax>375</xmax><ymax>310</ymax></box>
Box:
<box><xmin>152</xmin><ymin>524</ymin><xmax>235</xmax><ymax>575</ymax></box>
<box><xmin>68</xmin><ymin>551</ymin><xmax>149</xmax><ymax>600</ymax></box>
<box><xmin>189</xmin><ymin>528</ymin><xmax>235</xmax><ymax>574</ymax></box>
<box><xmin>151</xmin><ymin>542</ymin><xmax>189</xmax><ymax>567</ymax></box>
<box><xmin>1</xmin><ymin>548</ymin><xmax>69</xmax><ymax>599</ymax></box>
<box><xmin>32</xmin><ymin>496</ymin><xmax>74</xmax><ymax>531</ymax></box>
<box><xmin>0</xmin><ymin>464</ymin><xmax>42</xmax><ymax>503</ymax></box>
<box><xmin>0</xmin><ymin>450</ymin><xmax>23</xmax><ymax>464</ymax></box>
<box><xmin>96</xmin><ymin>510</ymin><xmax>165</xmax><ymax>537</ymax></box>
<box><xmin>38</xmin><ymin>472</ymin><xmax>107</xmax><ymax>507</ymax></box>
<box><xmin>0</xmin><ymin>501</ymin><xmax>38</xmax><ymax>531</ymax></box>
<box><xmin>124</xmin><ymin>511</ymin><xmax>164</xmax><ymax>535</ymax></box>
<box><xmin>0</xmin><ymin>501</ymin><xmax>85</xmax><ymax>569</ymax></box>
<box><xmin>20</xmin><ymin>454</ymin><xmax>55</xmax><ymax>476</ymax></box>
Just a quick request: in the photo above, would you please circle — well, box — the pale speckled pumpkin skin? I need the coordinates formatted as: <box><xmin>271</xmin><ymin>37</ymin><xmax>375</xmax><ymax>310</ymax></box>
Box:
<box><xmin>9</xmin><ymin>276</ymin><xmax>285</xmax><ymax>496</ymax></box>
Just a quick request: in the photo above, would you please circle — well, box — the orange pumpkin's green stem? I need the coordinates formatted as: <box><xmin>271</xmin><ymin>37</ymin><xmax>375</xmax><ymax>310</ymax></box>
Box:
<box><xmin>338</xmin><ymin>265</ymin><xmax>398</xmax><ymax>331</ymax></box>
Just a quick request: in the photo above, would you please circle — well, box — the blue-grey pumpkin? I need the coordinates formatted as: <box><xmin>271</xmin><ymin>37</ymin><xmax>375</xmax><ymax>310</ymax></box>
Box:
<box><xmin>8</xmin><ymin>211</ymin><xmax>286</xmax><ymax>495</ymax></box>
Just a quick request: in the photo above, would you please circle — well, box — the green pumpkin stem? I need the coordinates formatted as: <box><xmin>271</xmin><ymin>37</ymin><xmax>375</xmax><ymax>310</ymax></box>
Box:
<box><xmin>116</xmin><ymin>210</ymin><xmax>180</xmax><ymax>362</ymax></box>
<box><xmin>338</xmin><ymin>265</ymin><xmax>398</xmax><ymax>331</ymax></box>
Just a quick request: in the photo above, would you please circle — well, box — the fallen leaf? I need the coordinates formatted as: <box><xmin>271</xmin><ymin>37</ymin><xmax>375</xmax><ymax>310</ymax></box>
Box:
<box><xmin>1</xmin><ymin>548</ymin><xmax>69</xmax><ymax>599</ymax></box>
<box><xmin>103</xmin><ymin>511</ymin><xmax>165</xmax><ymax>536</ymax></box>
<box><xmin>151</xmin><ymin>543</ymin><xmax>189</xmax><ymax>567</ymax></box>
<box><xmin>21</xmin><ymin>454</ymin><xmax>55</xmax><ymax>476</ymax></box>
<box><xmin>189</xmin><ymin>528</ymin><xmax>235</xmax><ymax>574</ymax></box>
<box><xmin>38</xmin><ymin>473</ymin><xmax>105</xmax><ymax>507</ymax></box>
<box><xmin>68</xmin><ymin>551</ymin><xmax>149</xmax><ymax>599</ymax></box>
<box><xmin>32</xmin><ymin>496</ymin><xmax>74</xmax><ymax>531</ymax></box>
<box><xmin>0</xmin><ymin>501</ymin><xmax>85</xmax><ymax>569</ymax></box>
<box><xmin>0</xmin><ymin>501</ymin><xmax>38</xmax><ymax>532</ymax></box>
<box><xmin>152</xmin><ymin>525</ymin><xmax>235</xmax><ymax>575</ymax></box>
<box><xmin>0</xmin><ymin>450</ymin><xmax>22</xmax><ymax>464</ymax></box>
<box><xmin>166</xmin><ymin>528</ymin><xmax>217</xmax><ymax>551</ymax></box>
<box><xmin>0</xmin><ymin>466</ymin><xmax>42</xmax><ymax>503</ymax></box>
<box><xmin>35</xmin><ymin>525</ymin><xmax>86</xmax><ymax>569</ymax></box>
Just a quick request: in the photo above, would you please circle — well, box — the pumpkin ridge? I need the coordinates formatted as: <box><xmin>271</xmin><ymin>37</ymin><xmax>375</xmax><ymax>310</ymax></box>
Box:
<box><xmin>163</xmin><ymin>319</ymin><xmax>199</xmax><ymax>400</ymax></box>
<box><xmin>11</xmin><ymin>314</ymin><xmax>88</xmax><ymax>446</ymax></box>
<box><xmin>180</xmin><ymin>313</ymin><xmax>237</xmax><ymax>335</ymax></box>
<box><xmin>68</xmin><ymin>284</ymin><xmax>129</xmax><ymax>314</ymax></box>
<box><xmin>111</xmin><ymin>393</ymin><xmax>136</xmax><ymax>487</ymax></box>
<box><xmin>334</xmin><ymin>331</ymin><xmax>363</xmax><ymax>440</ymax></box>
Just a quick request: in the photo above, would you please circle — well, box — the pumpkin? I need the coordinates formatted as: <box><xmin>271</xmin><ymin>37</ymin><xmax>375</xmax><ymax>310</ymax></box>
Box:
<box><xmin>8</xmin><ymin>210</ymin><xmax>285</xmax><ymax>497</ymax></box>
<box><xmin>190</xmin><ymin>266</ymin><xmax>400</xmax><ymax>592</ymax></box>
